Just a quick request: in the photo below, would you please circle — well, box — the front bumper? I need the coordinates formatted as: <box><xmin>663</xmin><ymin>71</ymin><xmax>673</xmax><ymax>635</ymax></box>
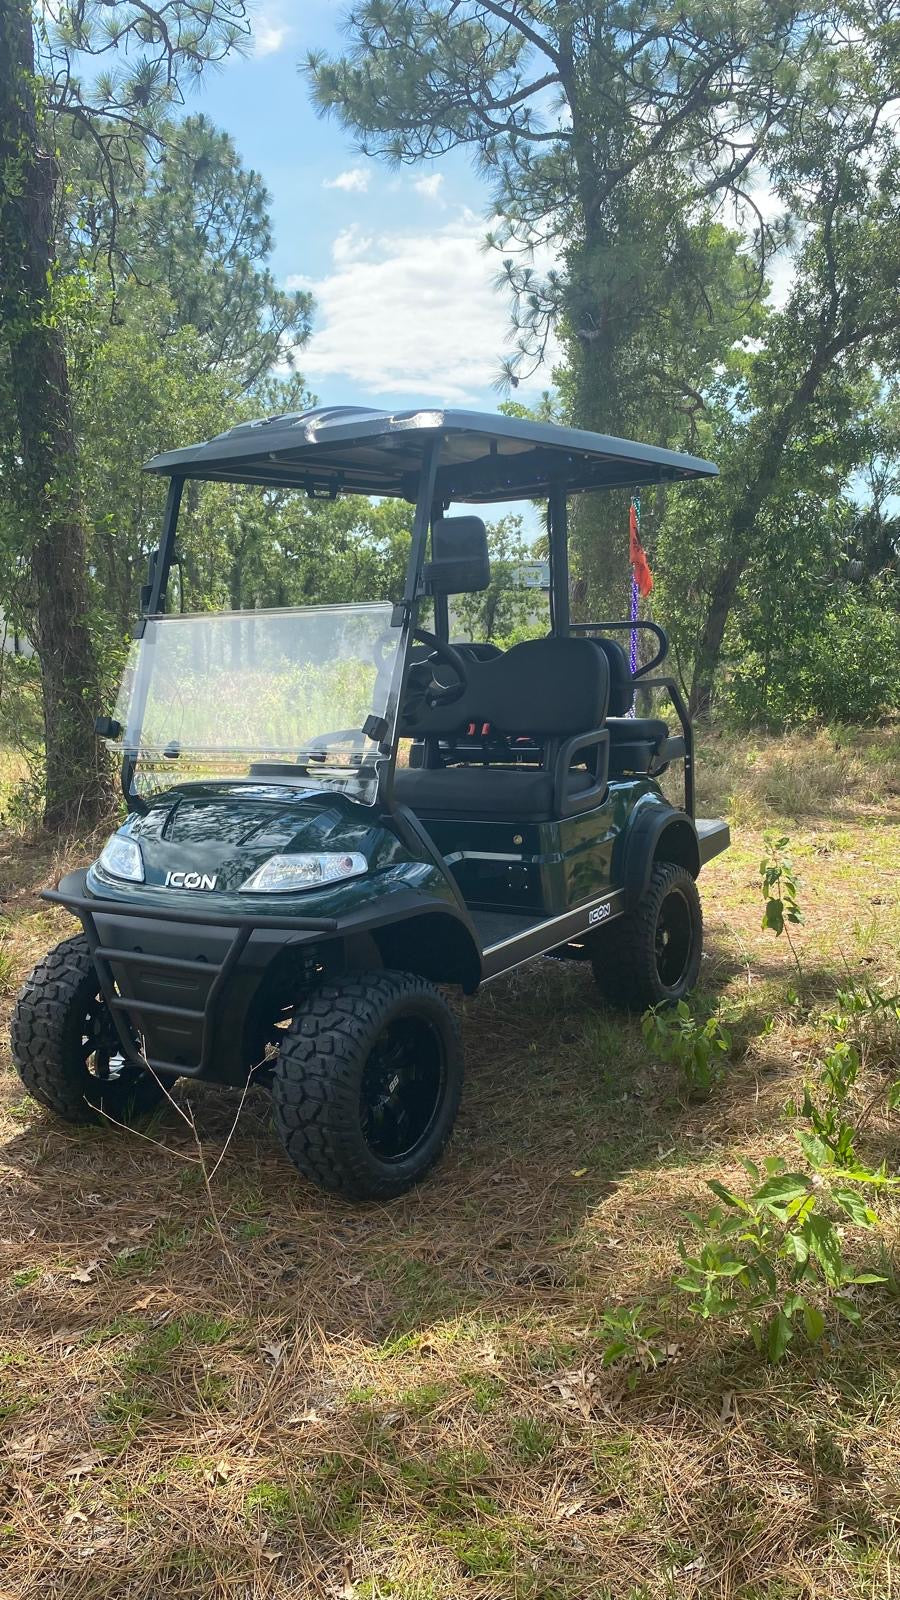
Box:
<box><xmin>44</xmin><ymin>870</ymin><xmax>339</xmax><ymax>1081</ymax></box>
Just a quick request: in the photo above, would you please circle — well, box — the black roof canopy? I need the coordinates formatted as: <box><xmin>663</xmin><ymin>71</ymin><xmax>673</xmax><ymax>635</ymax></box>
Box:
<box><xmin>144</xmin><ymin>405</ymin><xmax>718</xmax><ymax>502</ymax></box>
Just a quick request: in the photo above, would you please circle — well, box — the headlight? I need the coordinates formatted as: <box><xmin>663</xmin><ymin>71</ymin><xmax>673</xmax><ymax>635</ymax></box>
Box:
<box><xmin>239</xmin><ymin>852</ymin><xmax>368</xmax><ymax>894</ymax></box>
<box><xmin>98</xmin><ymin>832</ymin><xmax>144</xmax><ymax>883</ymax></box>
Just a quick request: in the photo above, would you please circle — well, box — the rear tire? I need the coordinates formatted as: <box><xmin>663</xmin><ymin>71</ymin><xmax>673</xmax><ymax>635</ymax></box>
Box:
<box><xmin>591</xmin><ymin>862</ymin><xmax>702</xmax><ymax>1013</ymax></box>
<box><xmin>272</xmin><ymin>971</ymin><xmax>463</xmax><ymax>1201</ymax></box>
<box><xmin>10</xmin><ymin>935</ymin><xmax>164</xmax><ymax>1125</ymax></box>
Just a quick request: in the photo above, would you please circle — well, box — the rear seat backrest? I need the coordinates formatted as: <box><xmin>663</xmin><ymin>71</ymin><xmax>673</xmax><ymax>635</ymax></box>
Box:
<box><xmin>587</xmin><ymin>637</ymin><xmax>634</xmax><ymax>716</ymax></box>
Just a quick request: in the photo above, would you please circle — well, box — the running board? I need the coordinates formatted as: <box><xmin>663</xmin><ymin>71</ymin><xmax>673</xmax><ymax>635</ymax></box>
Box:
<box><xmin>481</xmin><ymin>889</ymin><xmax>626</xmax><ymax>981</ymax></box>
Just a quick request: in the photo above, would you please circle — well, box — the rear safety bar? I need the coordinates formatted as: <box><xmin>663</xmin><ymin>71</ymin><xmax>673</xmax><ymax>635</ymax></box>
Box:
<box><xmin>570</xmin><ymin>622</ymin><xmax>694</xmax><ymax>818</ymax></box>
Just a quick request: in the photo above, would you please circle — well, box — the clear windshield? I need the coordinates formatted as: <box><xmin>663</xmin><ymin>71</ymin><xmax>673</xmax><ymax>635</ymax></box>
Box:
<box><xmin>108</xmin><ymin>603</ymin><xmax>399</xmax><ymax>805</ymax></box>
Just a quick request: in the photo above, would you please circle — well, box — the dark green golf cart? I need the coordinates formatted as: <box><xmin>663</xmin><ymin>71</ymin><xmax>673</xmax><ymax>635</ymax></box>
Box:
<box><xmin>12</xmin><ymin>406</ymin><xmax>729</xmax><ymax>1200</ymax></box>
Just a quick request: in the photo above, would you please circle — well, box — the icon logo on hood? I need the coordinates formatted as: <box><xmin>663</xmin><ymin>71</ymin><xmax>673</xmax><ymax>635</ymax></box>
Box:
<box><xmin>165</xmin><ymin>870</ymin><xmax>218</xmax><ymax>891</ymax></box>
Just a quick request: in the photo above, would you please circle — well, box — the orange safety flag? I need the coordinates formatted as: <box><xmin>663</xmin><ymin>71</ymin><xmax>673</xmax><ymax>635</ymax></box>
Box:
<box><xmin>629</xmin><ymin>501</ymin><xmax>654</xmax><ymax>597</ymax></box>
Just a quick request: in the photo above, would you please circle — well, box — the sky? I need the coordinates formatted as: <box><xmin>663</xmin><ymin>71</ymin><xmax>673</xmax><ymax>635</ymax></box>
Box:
<box><xmin>191</xmin><ymin>1</ymin><xmax>554</xmax><ymax>416</ymax></box>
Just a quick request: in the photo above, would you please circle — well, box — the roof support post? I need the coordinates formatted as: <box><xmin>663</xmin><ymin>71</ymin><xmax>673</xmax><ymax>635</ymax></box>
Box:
<box><xmin>381</xmin><ymin>437</ymin><xmax>442</xmax><ymax>807</ymax></box>
<box><xmin>431</xmin><ymin>494</ymin><xmax>449</xmax><ymax>643</ymax></box>
<box><xmin>141</xmin><ymin>475</ymin><xmax>184</xmax><ymax>629</ymax></box>
<box><xmin>548</xmin><ymin>483</ymin><xmax>570</xmax><ymax>636</ymax></box>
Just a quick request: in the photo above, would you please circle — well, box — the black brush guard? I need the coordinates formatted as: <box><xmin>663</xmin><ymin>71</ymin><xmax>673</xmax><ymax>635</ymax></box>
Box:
<box><xmin>43</xmin><ymin>871</ymin><xmax>338</xmax><ymax>1080</ymax></box>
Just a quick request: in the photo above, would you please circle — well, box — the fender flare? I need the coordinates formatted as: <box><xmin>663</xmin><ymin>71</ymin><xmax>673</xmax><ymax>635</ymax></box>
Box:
<box><xmin>619</xmin><ymin>804</ymin><xmax>701</xmax><ymax>911</ymax></box>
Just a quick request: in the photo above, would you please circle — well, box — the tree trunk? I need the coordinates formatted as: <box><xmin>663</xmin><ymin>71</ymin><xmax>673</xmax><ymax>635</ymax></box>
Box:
<box><xmin>0</xmin><ymin>1</ymin><xmax>111</xmax><ymax>828</ymax></box>
<box><xmin>688</xmin><ymin>550</ymin><xmax>748</xmax><ymax>719</ymax></box>
<box><xmin>688</xmin><ymin>347</ymin><xmax>833</xmax><ymax>718</ymax></box>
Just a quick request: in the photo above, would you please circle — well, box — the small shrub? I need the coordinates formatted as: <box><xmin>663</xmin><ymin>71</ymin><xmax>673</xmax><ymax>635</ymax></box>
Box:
<box><xmin>676</xmin><ymin>1028</ymin><xmax>898</xmax><ymax>1358</ymax></box>
<box><xmin>642</xmin><ymin>1001</ymin><xmax>732</xmax><ymax>1100</ymax></box>
<box><xmin>598</xmin><ymin>1304</ymin><xmax>667</xmax><ymax>1385</ymax></box>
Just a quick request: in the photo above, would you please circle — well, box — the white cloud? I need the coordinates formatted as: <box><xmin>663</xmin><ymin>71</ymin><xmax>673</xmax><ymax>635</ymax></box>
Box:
<box><xmin>323</xmin><ymin>168</ymin><xmax>371</xmax><ymax>194</ymax></box>
<box><xmin>413</xmin><ymin>173</ymin><xmax>444</xmax><ymax>200</ymax></box>
<box><xmin>286</xmin><ymin>214</ymin><xmax>558</xmax><ymax>404</ymax></box>
<box><xmin>253</xmin><ymin>15</ymin><xmax>289</xmax><ymax>56</ymax></box>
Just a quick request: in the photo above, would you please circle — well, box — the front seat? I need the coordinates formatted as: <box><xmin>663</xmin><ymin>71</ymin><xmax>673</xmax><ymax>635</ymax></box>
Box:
<box><xmin>394</xmin><ymin>636</ymin><xmax>610</xmax><ymax>820</ymax></box>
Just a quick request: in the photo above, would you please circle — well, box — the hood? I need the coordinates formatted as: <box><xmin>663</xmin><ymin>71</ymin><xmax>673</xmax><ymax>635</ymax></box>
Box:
<box><xmin>93</xmin><ymin>781</ymin><xmax>410</xmax><ymax>895</ymax></box>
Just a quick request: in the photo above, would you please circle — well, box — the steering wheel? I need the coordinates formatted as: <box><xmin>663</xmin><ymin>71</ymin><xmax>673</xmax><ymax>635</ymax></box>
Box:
<box><xmin>402</xmin><ymin>628</ymin><xmax>470</xmax><ymax>725</ymax></box>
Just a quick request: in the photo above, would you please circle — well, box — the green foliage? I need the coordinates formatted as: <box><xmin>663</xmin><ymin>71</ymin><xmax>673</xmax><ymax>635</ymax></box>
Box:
<box><xmin>598</xmin><ymin>1305</ymin><xmax>666</xmax><ymax>1387</ymax></box>
<box><xmin>642</xmin><ymin>1001</ymin><xmax>732</xmax><ymax>1101</ymax></box>
<box><xmin>759</xmin><ymin>836</ymin><xmax>803</xmax><ymax>940</ymax></box>
<box><xmin>675</xmin><ymin>995</ymin><xmax>898</xmax><ymax>1359</ymax></box>
<box><xmin>605</xmin><ymin>969</ymin><xmax>898</xmax><ymax>1368</ymax></box>
<box><xmin>759</xmin><ymin>832</ymin><xmax>805</xmax><ymax>983</ymax></box>
<box><xmin>314</xmin><ymin>1</ymin><xmax>900</xmax><ymax>718</ymax></box>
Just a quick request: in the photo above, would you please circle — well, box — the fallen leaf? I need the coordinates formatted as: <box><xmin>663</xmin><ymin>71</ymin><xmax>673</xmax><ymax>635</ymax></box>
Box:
<box><xmin>262</xmin><ymin>1341</ymin><xmax>285</xmax><ymax>1367</ymax></box>
<box><xmin>129</xmin><ymin>1292</ymin><xmax>158</xmax><ymax>1311</ymax></box>
<box><xmin>64</xmin><ymin>1509</ymin><xmax>89</xmax><ymax>1527</ymax></box>
<box><xmin>557</xmin><ymin>1498</ymin><xmax>585</xmax><ymax>1519</ymax></box>
<box><xmin>286</xmin><ymin>1409</ymin><xmax>321</xmax><ymax>1425</ymax></box>
<box><xmin>719</xmin><ymin>1390</ymin><xmax>734</xmax><ymax>1421</ymax></box>
<box><xmin>571</xmin><ymin>1167</ymin><xmax>588</xmax><ymax>1178</ymax></box>
<box><xmin>204</xmin><ymin>1459</ymin><xmax>230</xmax><ymax>1485</ymax></box>
<box><xmin>69</xmin><ymin>1261</ymin><xmax>100</xmax><ymax>1285</ymax></box>
<box><xmin>65</xmin><ymin>1452</ymin><xmax>106</xmax><ymax>1482</ymax></box>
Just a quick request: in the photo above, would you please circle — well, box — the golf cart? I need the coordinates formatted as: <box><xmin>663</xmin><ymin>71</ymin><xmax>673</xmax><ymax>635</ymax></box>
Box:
<box><xmin>12</xmin><ymin>406</ymin><xmax>729</xmax><ymax>1200</ymax></box>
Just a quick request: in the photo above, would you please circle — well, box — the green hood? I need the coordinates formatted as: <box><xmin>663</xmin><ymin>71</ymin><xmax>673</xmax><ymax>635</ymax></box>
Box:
<box><xmin>89</xmin><ymin>781</ymin><xmax>413</xmax><ymax>897</ymax></box>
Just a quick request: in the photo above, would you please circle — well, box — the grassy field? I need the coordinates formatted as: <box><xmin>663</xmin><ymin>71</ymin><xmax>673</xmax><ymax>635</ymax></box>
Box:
<box><xmin>0</xmin><ymin>728</ymin><xmax>897</xmax><ymax>1600</ymax></box>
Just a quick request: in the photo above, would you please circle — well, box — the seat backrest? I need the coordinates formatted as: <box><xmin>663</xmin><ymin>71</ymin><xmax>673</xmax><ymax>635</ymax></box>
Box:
<box><xmin>588</xmin><ymin>637</ymin><xmax>634</xmax><ymax>716</ymax></box>
<box><xmin>399</xmin><ymin>636</ymin><xmax>609</xmax><ymax>738</ymax></box>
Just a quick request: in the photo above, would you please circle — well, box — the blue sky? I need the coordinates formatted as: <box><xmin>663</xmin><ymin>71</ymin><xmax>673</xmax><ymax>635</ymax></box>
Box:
<box><xmin>191</xmin><ymin>2</ymin><xmax>557</xmax><ymax>416</ymax></box>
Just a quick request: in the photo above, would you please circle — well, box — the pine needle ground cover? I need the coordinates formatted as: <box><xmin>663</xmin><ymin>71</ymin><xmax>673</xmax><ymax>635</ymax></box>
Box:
<box><xmin>0</xmin><ymin>728</ymin><xmax>897</xmax><ymax>1600</ymax></box>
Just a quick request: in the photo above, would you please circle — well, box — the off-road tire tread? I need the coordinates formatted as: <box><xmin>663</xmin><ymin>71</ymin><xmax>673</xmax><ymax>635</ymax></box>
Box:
<box><xmin>273</xmin><ymin>970</ymin><xmax>462</xmax><ymax>1201</ymax></box>
<box><xmin>10</xmin><ymin>934</ymin><xmax>163</xmax><ymax>1124</ymax></box>
<box><xmin>591</xmin><ymin>862</ymin><xmax>702</xmax><ymax>1013</ymax></box>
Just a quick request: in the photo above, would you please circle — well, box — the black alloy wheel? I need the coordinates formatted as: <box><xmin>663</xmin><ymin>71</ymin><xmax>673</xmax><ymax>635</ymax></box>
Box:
<box><xmin>360</xmin><ymin>1015</ymin><xmax>446</xmax><ymax>1162</ymax></box>
<box><xmin>273</xmin><ymin>970</ymin><xmax>463</xmax><ymax>1201</ymax></box>
<box><xmin>654</xmin><ymin>881</ymin><xmax>695</xmax><ymax>991</ymax></box>
<box><xmin>590</xmin><ymin>861</ymin><xmax>703</xmax><ymax>1012</ymax></box>
<box><xmin>11</xmin><ymin>935</ymin><xmax>164</xmax><ymax>1124</ymax></box>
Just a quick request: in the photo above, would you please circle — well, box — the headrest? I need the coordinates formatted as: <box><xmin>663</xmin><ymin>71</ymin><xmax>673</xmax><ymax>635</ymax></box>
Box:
<box><xmin>425</xmin><ymin>517</ymin><xmax>490</xmax><ymax>594</ymax></box>
<box><xmin>588</xmin><ymin>637</ymin><xmax>634</xmax><ymax>716</ymax></box>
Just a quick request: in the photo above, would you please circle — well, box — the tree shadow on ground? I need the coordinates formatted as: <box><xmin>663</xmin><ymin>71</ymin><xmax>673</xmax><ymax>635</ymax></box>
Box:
<box><xmin>0</xmin><ymin>934</ymin><xmax>869</xmax><ymax>1360</ymax></box>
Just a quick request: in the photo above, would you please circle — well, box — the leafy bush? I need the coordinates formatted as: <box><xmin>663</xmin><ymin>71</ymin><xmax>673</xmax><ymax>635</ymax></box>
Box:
<box><xmin>642</xmin><ymin>1001</ymin><xmax>732</xmax><ymax>1101</ymax></box>
<box><xmin>606</xmin><ymin>980</ymin><xmax>898</xmax><ymax>1370</ymax></box>
<box><xmin>722</xmin><ymin>592</ymin><xmax>899</xmax><ymax>728</ymax></box>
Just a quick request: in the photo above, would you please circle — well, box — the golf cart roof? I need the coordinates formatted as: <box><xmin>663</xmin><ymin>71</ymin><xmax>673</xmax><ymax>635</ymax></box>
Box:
<box><xmin>144</xmin><ymin>405</ymin><xmax>718</xmax><ymax>503</ymax></box>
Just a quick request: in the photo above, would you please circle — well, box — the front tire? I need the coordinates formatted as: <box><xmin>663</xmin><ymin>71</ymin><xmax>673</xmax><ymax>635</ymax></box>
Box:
<box><xmin>10</xmin><ymin>935</ymin><xmax>164</xmax><ymax>1125</ymax></box>
<box><xmin>591</xmin><ymin>862</ymin><xmax>703</xmax><ymax>1012</ymax></box>
<box><xmin>272</xmin><ymin>971</ymin><xmax>463</xmax><ymax>1201</ymax></box>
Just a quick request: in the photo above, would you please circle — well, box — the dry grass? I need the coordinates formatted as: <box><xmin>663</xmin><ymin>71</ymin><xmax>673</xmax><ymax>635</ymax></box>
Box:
<box><xmin>0</xmin><ymin>728</ymin><xmax>897</xmax><ymax>1599</ymax></box>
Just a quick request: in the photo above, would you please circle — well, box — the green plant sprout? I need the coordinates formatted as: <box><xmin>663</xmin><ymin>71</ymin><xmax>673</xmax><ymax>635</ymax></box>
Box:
<box><xmin>759</xmin><ymin>833</ymin><xmax>804</xmax><ymax>979</ymax></box>
<box><xmin>642</xmin><ymin>1001</ymin><xmax>732</xmax><ymax>1101</ymax></box>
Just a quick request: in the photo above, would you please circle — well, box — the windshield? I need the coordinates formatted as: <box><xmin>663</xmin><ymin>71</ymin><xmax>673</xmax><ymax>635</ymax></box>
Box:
<box><xmin>108</xmin><ymin>603</ymin><xmax>400</xmax><ymax>805</ymax></box>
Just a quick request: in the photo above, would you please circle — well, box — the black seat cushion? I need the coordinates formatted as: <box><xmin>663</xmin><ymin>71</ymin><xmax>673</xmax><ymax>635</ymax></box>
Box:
<box><xmin>399</xmin><ymin>635</ymin><xmax>609</xmax><ymax>739</ymax></box>
<box><xmin>606</xmin><ymin>717</ymin><xmax>669</xmax><ymax>744</ymax></box>
<box><xmin>394</xmin><ymin>764</ymin><xmax>593</xmax><ymax>819</ymax></box>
